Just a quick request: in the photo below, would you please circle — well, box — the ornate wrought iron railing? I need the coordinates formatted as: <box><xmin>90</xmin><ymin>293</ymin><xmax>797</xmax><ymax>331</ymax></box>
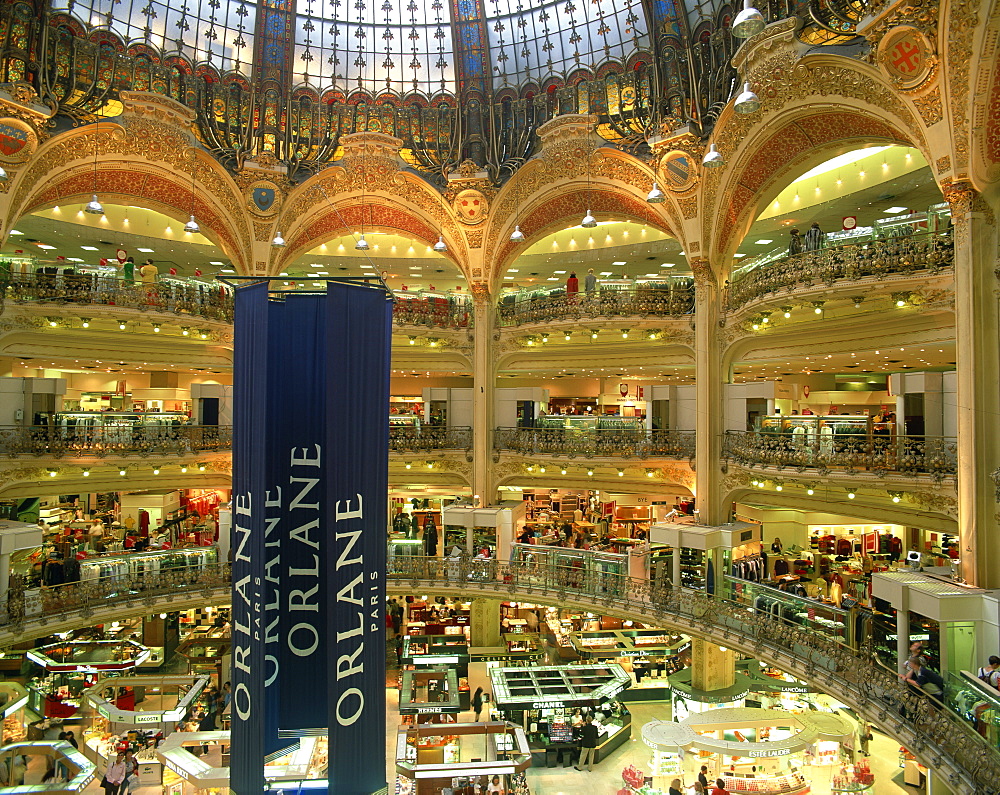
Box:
<box><xmin>389</xmin><ymin>426</ymin><xmax>472</xmax><ymax>453</ymax></box>
<box><xmin>723</xmin><ymin>430</ymin><xmax>957</xmax><ymax>480</ymax></box>
<box><xmin>4</xmin><ymin>272</ymin><xmax>234</xmax><ymax>323</ymax></box>
<box><xmin>494</xmin><ymin>427</ymin><xmax>696</xmax><ymax>460</ymax></box>
<box><xmin>497</xmin><ymin>284</ymin><xmax>695</xmax><ymax>327</ymax></box>
<box><xmin>393</xmin><ymin>297</ymin><xmax>472</xmax><ymax>329</ymax></box>
<box><xmin>725</xmin><ymin>231</ymin><xmax>954</xmax><ymax>311</ymax></box>
<box><xmin>0</xmin><ymin>424</ymin><xmax>233</xmax><ymax>457</ymax></box>
<box><xmin>1</xmin><ymin>555</ymin><xmax>994</xmax><ymax>789</ymax></box>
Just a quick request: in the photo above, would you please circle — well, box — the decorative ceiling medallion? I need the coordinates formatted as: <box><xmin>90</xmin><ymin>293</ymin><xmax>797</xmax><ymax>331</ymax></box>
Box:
<box><xmin>878</xmin><ymin>26</ymin><xmax>935</xmax><ymax>91</ymax></box>
<box><xmin>659</xmin><ymin>150</ymin><xmax>696</xmax><ymax>193</ymax></box>
<box><xmin>246</xmin><ymin>180</ymin><xmax>281</xmax><ymax>217</ymax></box>
<box><xmin>0</xmin><ymin>118</ymin><xmax>36</xmax><ymax>164</ymax></box>
<box><xmin>453</xmin><ymin>188</ymin><xmax>489</xmax><ymax>225</ymax></box>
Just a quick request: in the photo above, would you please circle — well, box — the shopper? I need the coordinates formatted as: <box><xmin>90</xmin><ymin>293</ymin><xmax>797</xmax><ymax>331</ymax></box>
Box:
<box><xmin>89</xmin><ymin>518</ymin><xmax>105</xmax><ymax>552</ymax></box>
<box><xmin>788</xmin><ymin>228</ymin><xmax>803</xmax><ymax>256</ymax></box>
<box><xmin>574</xmin><ymin>714</ymin><xmax>599</xmax><ymax>771</ymax></box>
<box><xmin>222</xmin><ymin>682</ymin><xmax>232</xmax><ymax>708</ymax></box>
<box><xmin>698</xmin><ymin>766</ymin><xmax>710</xmax><ymax>789</ymax></box>
<box><xmin>487</xmin><ymin>775</ymin><xmax>504</xmax><ymax>795</ymax></box>
<box><xmin>122</xmin><ymin>257</ymin><xmax>136</xmax><ymax>282</ymax></box>
<box><xmin>472</xmin><ymin>687</ymin><xmax>484</xmax><ymax>721</ymax></box>
<box><xmin>804</xmin><ymin>221</ymin><xmax>826</xmax><ymax>251</ymax></box>
<box><xmin>64</xmin><ymin>730</ymin><xmax>79</xmax><ymax>749</ymax></box>
<box><xmin>101</xmin><ymin>751</ymin><xmax>127</xmax><ymax>795</ymax></box>
<box><xmin>710</xmin><ymin>779</ymin><xmax>729</xmax><ymax>795</ymax></box>
<box><xmin>902</xmin><ymin>657</ymin><xmax>944</xmax><ymax>702</ymax></box>
<box><xmin>140</xmin><ymin>259</ymin><xmax>159</xmax><ymax>283</ymax></box>
<box><xmin>902</xmin><ymin>640</ymin><xmax>929</xmax><ymax>674</ymax></box>
<box><xmin>979</xmin><ymin>656</ymin><xmax>1000</xmax><ymax>687</ymax></box>
<box><xmin>566</xmin><ymin>271</ymin><xmax>579</xmax><ymax>302</ymax></box>
<box><xmin>119</xmin><ymin>750</ymin><xmax>139</xmax><ymax>795</ymax></box>
<box><xmin>668</xmin><ymin>779</ymin><xmax>683</xmax><ymax>795</ymax></box>
<box><xmin>585</xmin><ymin>268</ymin><xmax>597</xmax><ymax>295</ymax></box>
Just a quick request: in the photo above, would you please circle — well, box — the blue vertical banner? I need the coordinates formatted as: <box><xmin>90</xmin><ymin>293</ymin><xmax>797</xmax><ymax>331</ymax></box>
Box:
<box><xmin>230</xmin><ymin>280</ymin><xmax>392</xmax><ymax>795</ymax></box>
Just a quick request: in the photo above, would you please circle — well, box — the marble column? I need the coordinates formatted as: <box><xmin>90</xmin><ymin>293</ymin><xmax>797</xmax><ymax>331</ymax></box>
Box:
<box><xmin>469</xmin><ymin>598</ymin><xmax>502</xmax><ymax>647</ymax></box>
<box><xmin>692</xmin><ymin>262</ymin><xmax>726</xmax><ymax>525</ymax></box>
<box><xmin>470</xmin><ymin>284</ymin><xmax>497</xmax><ymax>504</ymax></box>
<box><xmin>690</xmin><ymin>637</ymin><xmax>736</xmax><ymax>691</ymax></box>
<box><xmin>944</xmin><ymin>183</ymin><xmax>1000</xmax><ymax>587</ymax></box>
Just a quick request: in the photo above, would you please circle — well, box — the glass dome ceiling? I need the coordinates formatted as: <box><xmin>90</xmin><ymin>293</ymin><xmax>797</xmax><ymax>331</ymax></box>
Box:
<box><xmin>57</xmin><ymin>0</ymin><xmax>651</xmax><ymax>98</ymax></box>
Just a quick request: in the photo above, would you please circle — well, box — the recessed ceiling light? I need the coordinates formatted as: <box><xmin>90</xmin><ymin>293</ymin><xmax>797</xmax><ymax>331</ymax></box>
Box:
<box><xmin>883</xmin><ymin>206</ymin><xmax>907</xmax><ymax>214</ymax></box>
<box><xmin>553</xmin><ymin>270</ymin><xmax>567</xmax><ymax>274</ymax></box>
<box><xmin>507</xmin><ymin>269</ymin><xmax>519</xmax><ymax>273</ymax></box>
<box><xmin>81</xmin><ymin>246</ymin><xmax>98</xmax><ymax>251</ymax></box>
<box><xmin>733</xmin><ymin>253</ymin><xmax>747</xmax><ymax>258</ymax></box>
<box><xmin>220</xmin><ymin>268</ymin><xmax>236</xmax><ymax>273</ymax></box>
<box><xmin>755</xmin><ymin>239</ymin><xmax>773</xmax><ymax>245</ymax></box>
<box><xmin>8</xmin><ymin>229</ymin><xmax>22</xmax><ymax>235</ymax></box>
<box><xmin>547</xmin><ymin>277</ymin><xmax>559</xmax><ymax>281</ymax></box>
<box><xmin>209</xmin><ymin>261</ymin><xmax>225</xmax><ymax>266</ymax></box>
<box><xmin>37</xmin><ymin>244</ymin><xmax>55</xmax><ymax>250</ymax></box>
<box><xmin>137</xmin><ymin>247</ymin><xmax>154</xmax><ymax>253</ymax></box>
<box><xmin>66</xmin><ymin>257</ymin><xmax>84</xmax><ymax>263</ymax></box>
<box><xmin>279</xmin><ymin>272</ymin><xmax>289</xmax><ymax>276</ymax></box>
<box><xmin>600</xmin><ymin>271</ymin><xmax>613</xmax><ymax>276</ymax></box>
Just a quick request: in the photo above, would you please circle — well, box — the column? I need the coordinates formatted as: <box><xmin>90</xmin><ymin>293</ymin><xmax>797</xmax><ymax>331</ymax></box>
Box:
<box><xmin>690</xmin><ymin>638</ymin><xmax>736</xmax><ymax>691</ymax></box>
<box><xmin>895</xmin><ymin>602</ymin><xmax>910</xmax><ymax>672</ymax></box>
<box><xmin>469</xmin><ymin>598</ymin><xmax>502</xmax><ymax>647</ymax></box>
<box><xmin>692</xmin><ymin>261</ymin><xmax>726</xmax><ymax>525</ymax></box>
<box><xmin>470</xmin><ymin>284</ymin><xmax>496</xmax><ymax>503</ymax></box>
<box><xmin>943</xmin><ymin>183</ymin><xmax>1000</xmax><ymax>587</ymax></box>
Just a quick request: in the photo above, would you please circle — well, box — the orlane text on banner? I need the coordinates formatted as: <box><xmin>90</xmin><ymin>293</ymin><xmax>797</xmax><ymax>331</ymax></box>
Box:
<box><xmin>230</xmin><ymin>280</ymin><xmax>392</xmax><ymax>795</ymax></box>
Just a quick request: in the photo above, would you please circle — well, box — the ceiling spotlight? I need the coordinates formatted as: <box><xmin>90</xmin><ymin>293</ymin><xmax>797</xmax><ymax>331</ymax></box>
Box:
<box><xmin>80</xmin><ymin>318</ymin><xmax>91</xmax><ymax>328</ymax></box>
<box><xmin>812</xmin><ymin>301</ymin><xmax>824</xmax><ymax>314</ymax></box>
<box><xmin>538</xmin><ymin>465</ymin><xmax>546</xmax><ymax>473</ymax></box>
<box><xmin>646</xmin><ymin>330</ymin><xmax>658</xmax><ymax>340</ymax></box>
<box><xmin>84</xmin><ymin>193</ymin><xmax>104</xmax><ymax>215</ymax></box>
<box><xmin>355</xmin><ymin>234</ymin><xmax>370</xmax><ymax>251</ymax></box>
<box><xmin>847</xmin><ymin>489</ymin><xmax>856</xmax><ymax>499</ymax></box>
<box><xmin>732</xmin><ymin>0</ymin><xmax>766</xmax><ymax>37</ymax></box>
<box><xmin>47</xmin><ymin>468</ymin><xmax>57</xmax><ymax>478</ymax></box>
<box><xmin>198</xmin><ymin>463</ymin><xmax>206</xmax><ymax>472</ymax></box>
<box><xmin>621</xmin><ymin>329</ymin><xmax>630</xmax><ymax>339</ymax></box>
<box><xmin>893</xmin><ymin>291</ymin><xmax>911</xmax><ymax>307</ymax></box>
<box><xmin>119</xmin><ymin>467</ymin><xmax>127</xmax><ymax>476</ymax></box>
<box><xmin>425</xmin><ymin>460</ymin><xmax>434</xmax><ymax>469</ymax></box>
<box><xmin>581</xmin><ymin>209</ymin><xmax>597</xmax><ymax>228</ymax></box>
<box><xmin>541</xmin><ymin>333</ymin><xmax>550</xmax><ymax>343</ymax></box>
<box><xmin>751</xmin><ymin>320</ymin><xmax>761</xmax><ymax>331</ymax></box>
<box><xmin>751</xmin><ymin>479</ymin><xmax>760</xmax><ymax>487</ymax></box>
<box><xmin>184</xmin><ymin>214</ymin><xmax>200</xmax><ymax>234</ymax></box>
<box><xmin>81</xmin><ymin>468</ymin><xmax>90</xmax><ymax>477</ymax></box>
<box><xmin>408</xmin><ymin>336</ymin><xmax>416</xmax><ymax>345</ymax></box>
<box><xmin>180</xmin><ymin>465</ymin><xmax>188</xmax><ymax>473</ymax></box>
<box><xmin>271</xmin><ymin>231</ymin><xmax>286</xmax><ymax>248</ymax></box>
<box><xmin>734</xmin><ymin>82</ymin><xmax>760</xmax><ymax>114</ymax></box>
<box><xmin>774</xmin><ymin>483</ymin><xmax>783</xmax><ymax>492</ymax></box>
<box><xmin>702</xmin><ymin>144</ymin><xmax>725</xmax><ymax>168</ymax></box>
<box><xmin>781</xmin><ymin>307</ymin><xmax>792</xmax><ymax>318</ymax></box>
<box><xmin>806</xmin><ymin>487</ymin><xmax>814</xmax><ymax>495</ymax></box>
<box><xmin>199</xmin><ymin>330</ymin><xmax>209</xmax><ymax>339</ymax></box>
<box><xmin>646</xmin><ymin>182</ymin><xmax>665</xmax><ymax>204</ymax></box>
<box><xmin>46</xmin><ymin>317</ymin><xmax>58</xmax><ymax>327</ymax></box>
<box><xmin>433</xmin><ymin>236</ymin><xmax>448</xmax><ymax>253</ymax></box>
<box><xmin>563</xmin><ymin>331</ymin><xmax>571</xmax><ymax>341</ymax></box>
<box><xmin>526</xmin><ymin>464</ymin><xmax>535</xmax><ymax>472</ymax></box>
<box><xmin>888</xmin><ymin>491</ymin><xmax>903</xmax><ymax>503</ymax></box>
<box><xmin>181</xmin><ymin>327</ymin><xmax>190</xmax><ymax>336</ymax></box>
<box><xmin>510</xmin><ymin>225</ymin><xmax>526</xmax><ymax>243</ymax></box>
<box><xmin>152</xmin><ymin>467</ymin><xmax>160</xmax><ymax>475</ymax></box>
<box><xmin>427</xmin><ymin>338</ymin><xmax>439</xmax><ymax>348</ymax></box>
<box><xmin>760</xmin><ymin>312</ymin><xmax>770</xmax><ymax>324</ymax></box>
<box><xmin>118</xmin><ymin>320</ymin><xmax>127</xmax><ymax>330</ymax></box>
<box><xmin>852</xmin><ymin>297</ymin><xmax>865</xmax><ymax>309</ymax></box>
<box><xmin>152</xmin><ymin>323</ymin><xmax>161</xmax><ymax>333</ymax></box>
<box><xmin>404</xmin><ymin>462</ymin><xmax>412</xmax><ymax>469</ymax></box>
<box><xmin>560</xmin><ymin>467</ymin><xmax>567</xmax><ymax>475</ymax></box>
<box><xmin>526</xmin><ymin>337</ymin><xmax>535</xmax><ymax>346</ymax></box>
<box><xmin>159</xmin><ymin>613</ymin><xmax>168</xmax><ymax>620</ymax></box>
<box><xmin>617</xmin><ymin>468</ymin><xmax>625</xmax><ymax>477</ymax></box>
<box><xmin>590</xmin><ymin>329</ymin><xmax>599</xmax><ymax>339</ymax></box>
<box><xmin>587</xmin><ymin>468</ymin><xmax>594</xmax><ymax>477</ymax></box>
<box><xmin>645</xmin><ymin>469</ymin><xmax>655</xmax><ymax>478</ymax></box>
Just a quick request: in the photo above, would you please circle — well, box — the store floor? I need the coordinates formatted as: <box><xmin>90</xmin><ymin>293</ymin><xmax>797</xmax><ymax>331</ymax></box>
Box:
<box><xmin>384</xmin><ymin>688</ymin><xmax>916</xmax><ymax>795</ymax></box>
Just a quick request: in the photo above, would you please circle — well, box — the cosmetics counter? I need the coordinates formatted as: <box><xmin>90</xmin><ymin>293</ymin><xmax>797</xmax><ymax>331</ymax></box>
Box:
<box><xmin>0</xmin><ymin>740</ymin><xmax>96</xmax><ymax>795</ymax></box>
<box><xmin>568</xmin><ymin>630</ymin><xmax>688</xmax><ymax>700</ymax></box>
<box><xmin>26</xmin><ymin>640</ymin><xmax>152</xmax><ymax>718</ymax></box>
<box><xmin>667</xmin><ymin>667</ymin><xmax>757</xmax><ymax>721</ymax></box>
<box><xmin>394</xmin><ymin>722</ymin><xmax>532</xmax><ymax>795</ymax></box>
<box><xmin>640</xmin><ymin>707</ymin><xmax>857</xmax><ymax>795</ymax></box>
<box><xmin>399</xmin><ymin>667</ymin><xmax>464</xmax><ymax>725</ymax></box>
<box><xmin>0</xmin><ymin>683</ymin><xmax>29</xmax><ymax>745</ymax></box>
<box><xmin>401</xmin><ymin>636</ymin><xmax>471</xmax><ymax>710</ymax></box>
<box><xmin>488</xmin><ymin>664</ymin><xmax>633</xmax><ymax>767</ymax></box>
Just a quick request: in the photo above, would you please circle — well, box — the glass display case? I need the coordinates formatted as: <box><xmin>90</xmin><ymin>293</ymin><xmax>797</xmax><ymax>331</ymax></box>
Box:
<box><xmin>727</xmin><ymin>576</ymin><xmax>853</xmax><ymax>644</ymax></box>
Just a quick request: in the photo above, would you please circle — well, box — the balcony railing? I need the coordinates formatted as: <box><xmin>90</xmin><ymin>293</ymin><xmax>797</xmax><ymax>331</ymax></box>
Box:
<box><xmin>725</xmin><ymin>231</ymin><xmax>954</xmax><ymax>311</ymax></box>
<box><xmin>4</xmin><ymin>272</ymin><xmax>234</xmax><ymax>323</ymax></box>
<box><xmin>723</xmin><ymin>430</ymin><xmax>957</xmax><ymax>479</ymax></box>
<box><xmin>1</xmin><ymin>555</ymin><xmax>997</xmax><ymax>788</ymax></box>
<box><xmin>497</xmin><ymin>284</ymin><xmax>695</xmax><ymax>327</ymax></box>
<box><xmin>393</xmin><ymin>296</ymin><xmax>472</xmax><ymax>329</ymax></box>
<box><xmin>0</xmin><ymin>425</ymin><xmax>233</xmax><ymax>457</ymax></box>
<box><xmin>494</xmin><ymin>427</ymin><xmax>696</xmax><ymax>460</ymax></box>
<box><xmin>389</xmin><ymin>426</ymin><xmax>472</xmax><ymax>453</ymax></box>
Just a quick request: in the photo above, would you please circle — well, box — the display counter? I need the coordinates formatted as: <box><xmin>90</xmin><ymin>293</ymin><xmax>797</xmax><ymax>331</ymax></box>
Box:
<box><xmin>156</xmin><ymin>730</ymin><xmax>230</xmax><ymax>790</ymax></box>
<box><xmin>469</xmin><ymin>634</ymin><xmax>544</xmax><ymax>667</ymax></box>
<box><xmin>402</xmin><ymin>635</ymin><xmax>470</xmax><ymax>667</ymax></box>
<box><xmin>0</xmin><ymin>683</ymin><xmax>29</xmax><ymax>745</ymax></box>
<box><xmin>0</xmin><ymin>740</ymin><xmax>96</xmax><ymax>794</ymax></box>
<box><xmin>176</xmin><ymin>627</ymin><xmax>230</xmax><ymax>676</ymax></box>
<box><xmin>83</xmin><ymin>674</ymin><xmax>210</xmax><ymax>733</ymax></box>
<box><xmin>399</xmin><ymin>668</ymin><xmax>463</xmax><ymax>720</ymax></box>
<box><xmin>489</xmin><ymin>664</ymin><xmax>632</xmax><ymax>767</ymax></box>
<box><xmin>395</xmin><ymin>722</ymin><xmax>532</xmax><ymax>795</ymax></box>
<box><xmin>568</xmin><ymin>629</ymin><xmax>688</xmax><ymax>700</ymax></box>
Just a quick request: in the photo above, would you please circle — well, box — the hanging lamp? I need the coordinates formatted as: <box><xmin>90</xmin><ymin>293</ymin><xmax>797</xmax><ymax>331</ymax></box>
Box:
<box><xmin>734</xmin><ymin>82</ymin><xmax>761</xmax><ymax>114</ymax></box>
<box><xmin>510</xmin><ymin>225</ymin><xmax>526</xmax><ymax>243</ymax></box>
<box><xmin>85</xmin><ymin>121</ymin><xmax>103</xmax><ymax>214</ymax></box>
<box><xmin>646</xmin><ymin>182</ymin><xmax>665</xmax><ymax>203</ymax></box>
<box><xmin>433</xmin><ymin>235</ymin><xmax>448</xmax><ymax>253</ymax></box>
<box><xmin>732</xmin><ymin>0</ymin><xmax>766</xmax><ymax>37</ymax></box>
<box><xmin>702</xmin><ymin>144</ymin><xmax>725</xmax><ymax>168</ymax></box>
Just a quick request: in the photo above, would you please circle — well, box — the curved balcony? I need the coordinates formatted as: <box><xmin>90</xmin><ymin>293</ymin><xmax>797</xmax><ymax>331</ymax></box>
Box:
<box><xmin>494</xmin><ymin>427</ymin><xmax>696</xmax><ymax>460</ymax></box>
<box><xmin>0</xmin><ymin>425</ymin><xmax>233</xmax><ymax>457</ymax></box>
<box><xmin>723</xmin><ymin>430</ymin><xmax>957</xmax><ymax>480</ymax></box>
<box><xmin>725</xmin><ymin>231</ymin><xmax>954</xmax><ymax>311</ymax></box>
<box><xmin>4</xmin><ymin>273</ymin><xmax>234</xmax><ymax>323</ymax></box>
<box><xmin>389</xmin><ymin>426</ymin><xmax>472</xmax><ymax>453</ymax></box>
<box><xmin>1</xmin><ymin>556</ymin><xmax>993</xmax><ymax>791</ymax></box>
<box><xmin>497</xmin><ymin>284</ymin><xmax>695</xmax><ymax>327</ymax></box>
<box><xmin>392</xmin><ymin>296</ymin><xmax>472</xmax><ymax>329</ymax></box>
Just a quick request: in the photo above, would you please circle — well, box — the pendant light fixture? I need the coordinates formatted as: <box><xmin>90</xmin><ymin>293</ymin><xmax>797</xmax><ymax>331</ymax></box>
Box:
<box><xmin>433</xmin><ymin>235</ymin><xmax>447</xmax><ymax>253</ymax></box>
<box><xmin>732</xmin><ymin>0</ymin><xmax>766</xmax><ymax>37</ymax></box>
<box><xmin>581</xmin><ymin>209</ymin><xmax>597</xmax><ymax>228</ymax></box>
<box><xmin>702</xmin><ymin>144</ymin><xmax>725</xmax><ymax>168</ymax></box>
<box><xmin>509</xmin><ymin>225</ymin><xmax>525</xmax><ymax>243</ymax></box>
<box><xmin>84</xmin><ymin>121</ymin><xmax>103</xmax><ymax>215</ymax></box>
<box><xmin>0</xmin><ymin>165</ymin><xmax>8</xmax><ymax>184</ymax></box>
<box><xmin>734</xmin><ymin>82</ymin><xmax>761</xmax><ymax>114</ymax></box>
<box><xmin>184</xmin><ymin>153</ymin><xmax>200</xmax><ymax>233</ymax></box>
<box><xmin>646</xmin><ymin>182</ymin><xmax>665</xmax><ymax>203</ymax></box>
<box><xmin>355</xmin><ymin>233</ymin><xmax>370</xmax><ymax>251</ymax></box>
<box><xmin>271</xmin><ymin>231</ymin><xmax>286</xmax><ymax>248</ymax></box>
